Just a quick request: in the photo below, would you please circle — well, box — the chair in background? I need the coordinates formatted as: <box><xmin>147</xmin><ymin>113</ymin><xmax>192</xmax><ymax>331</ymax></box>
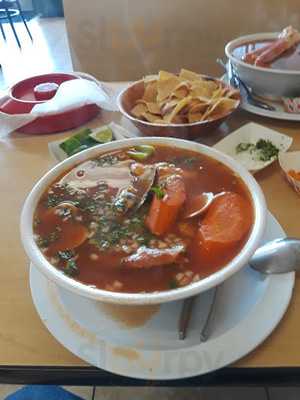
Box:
<box><xmin>0</xmin><ymin>0</ymin><xmax>33</xmax><ymax>48</ymax></box>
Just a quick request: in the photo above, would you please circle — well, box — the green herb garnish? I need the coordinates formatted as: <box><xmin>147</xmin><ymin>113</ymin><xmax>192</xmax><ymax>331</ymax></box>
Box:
<box><xmin>36</xmin><ymin>227</ymin><xmax>61</xmax><ymax>248</ymax></box>
<box><xmin>236</xmin><ymin>139</ymin><xmax>280</xmax><ymax>162</ymax></box>
<box><xmin>64</xmin><ymin>259</ymin><xmax>79</xmax><ymax>277</ymax></box>
<box><xmin>169</xmin><ymin>278</ymin><xmax>179</xmax><ymax>289</ymax></box>
<box><xmin>236</xmin><ymin>142</ymin><xmax>254</xmax><ymax>153</ymax></box>
<box><xmin>150</xmin><ymin>186</ymin><xmax>165</xmax><ymax>199</ymax></box>
<box><xmin>57</xmin><ymin>250</ymin><xmax>75</xmax><ymax>260</ymax></box>
<box><xmin>169</xmin><ymin>156</ymin><xmax>197</xmax><ymax>168</ymax></box>
<box><xmin>93</xmin><ymin>154</ymin><xmax>119</xmax><ymax>167</ymax></box>
<box><xmin>90</xmin><ymin>210</ymin><xmax>154</xmax><ymax>250</ymax></box>
<box><xmin>256</xmin><ymin>139</ymin><xmax>279</xmax><ymax>161</ymax></box>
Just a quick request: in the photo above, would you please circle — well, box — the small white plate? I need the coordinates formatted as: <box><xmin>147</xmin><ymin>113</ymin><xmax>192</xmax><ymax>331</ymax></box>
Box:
<box><xmin>48</xmin><ymin>122</ymin><xmax>136</xmax><ymax>162</ymax></box>
<box><xmin>214</xmin><ymin>122</ymin><xmax>293</xmax><ymax>172</ymax></box>
<box><xmin>30</xmin><ymin>212</ymin><xmax>294</xmax><ymax>380</ymax></box>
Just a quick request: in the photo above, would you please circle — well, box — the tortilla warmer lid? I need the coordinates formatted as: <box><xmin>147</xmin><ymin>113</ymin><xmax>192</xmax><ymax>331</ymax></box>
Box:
<box><xmin>0</xmin><ymin>72</ymin><xmax>100</xmax><ymax>135</ymax></box>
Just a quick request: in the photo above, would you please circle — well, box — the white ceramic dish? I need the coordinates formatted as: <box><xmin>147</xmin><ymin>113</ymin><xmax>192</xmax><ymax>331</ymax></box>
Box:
<box><xmin>222</xmin><ymin>73</ymin><xmax>300</xmax><ymax>121</ymax></box>
<box><xmin>48</xmin><ymin>121</ymin><xmax>135</xmax><ymax>162</ymax></box>
<box><xmin>214</xmin><ymin>122</ymin><xmax>293</xmax><ymax>173</ymax></box>
<box><xmin>29</xmin><ymin>212</ymin><xmax>294</xmax><ymax>380</ymax></box>
<box><xmin>279</xmin><ymin>151</ymin><xmax>300</xmax><ymax>195</ymax></box>
<box><xmin>225</xmin><ymin>32</ymin><xmax>300</xmax><ymax>97</ymax></box>
<box><xmin>21</xmin><ymin>137</ymin><xmax>266</xmax><ymax>305</ymax></box>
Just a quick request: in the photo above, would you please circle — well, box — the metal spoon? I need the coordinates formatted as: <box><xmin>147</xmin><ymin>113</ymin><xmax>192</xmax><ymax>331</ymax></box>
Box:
<box><xmin>179</xmin><ymin>237</ymin><xmax>300</xmax><ymax>340</ymax></box>
<box><xmin>183</xmin><ymin>192</ymin><xmax>214</xmax><ymax>219</ymax></box>
<box><xmin>216</xmin><ymin>58</ymin><xmax>276</xmax><ymax>112</ymax></box>
<box><xmin>249</xmin><ymin>237</ymin><xmax>300</xmax><ymax>274</ymax></box>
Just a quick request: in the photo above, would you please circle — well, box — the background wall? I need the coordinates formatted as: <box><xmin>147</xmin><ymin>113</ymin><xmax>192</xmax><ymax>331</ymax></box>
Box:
<box><xmin>19</xmin><ymin>0</ymin><xmax>33</xmax><ymax>11</ymax></box>
<box><xmin>63</xmin><ymin>0</ymin><xmax>300</xmax><ymax>81</ymax></box>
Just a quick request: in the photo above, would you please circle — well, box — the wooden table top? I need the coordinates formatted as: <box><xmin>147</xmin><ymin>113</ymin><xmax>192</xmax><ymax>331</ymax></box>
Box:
<box><xmin>1</xmin><ymin>104</ymin><xmax>300</xmax><ymax>369</ymax></box>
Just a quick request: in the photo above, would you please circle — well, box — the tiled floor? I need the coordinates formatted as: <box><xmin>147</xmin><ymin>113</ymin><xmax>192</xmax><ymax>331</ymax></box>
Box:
<box><xmin>0</xmin><ymin>16</ymin><xmax>72</xmax><ymax>90</ymax></box>
<box><xmin>1</xmin><ymin>385</ymin><xmax>300</xmax><ymax>399</ymax></box>
<box><xmin>93</xmin><ymin>386</ymin><xmax>268</xmax><ymax>400</ymax></box>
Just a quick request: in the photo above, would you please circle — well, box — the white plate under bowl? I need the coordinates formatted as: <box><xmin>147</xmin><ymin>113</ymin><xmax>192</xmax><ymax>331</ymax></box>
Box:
<box><xmin>222</xmin><ymin>73</ymin><xmax>300</xmax><ymax>121</ymax></box>
<box><xmin>30</xmin><ymin>212</ymin><xmax>294</xmax><ymax>380</ymax></box>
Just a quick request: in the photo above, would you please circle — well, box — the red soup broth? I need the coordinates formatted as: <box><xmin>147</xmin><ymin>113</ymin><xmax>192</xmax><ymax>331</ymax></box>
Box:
<box><xmin>33</xmin><ymin>145</ymin><xmax>253</xmax><ymax>293</ymax></box>
<box><xmin>233</xmin><ymin>39</ymin><xmax>300</xmax><ymax>70</ymax></box>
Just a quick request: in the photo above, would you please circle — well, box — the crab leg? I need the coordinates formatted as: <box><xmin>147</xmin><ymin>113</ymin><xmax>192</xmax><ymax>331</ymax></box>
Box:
<box><xmin>243</xmin><ymin>26</ymin><xmax>300</xmax><ymax>67</ymax></box>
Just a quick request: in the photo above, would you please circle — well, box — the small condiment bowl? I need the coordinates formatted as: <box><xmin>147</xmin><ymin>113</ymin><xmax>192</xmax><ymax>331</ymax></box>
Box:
<box><xmin>279</xmin><ymin>151</ymin><xmax>300</xmax><ymax>195</ymax></box>
<box><xmin>117</xmin><ymin>76</ymin><xmax>240</xmax><ymax>140</ymax></box>
<box><xmin>20</xmin><ymin>137</ymin><xmax>266</xmax><ymax>305</ymax></box>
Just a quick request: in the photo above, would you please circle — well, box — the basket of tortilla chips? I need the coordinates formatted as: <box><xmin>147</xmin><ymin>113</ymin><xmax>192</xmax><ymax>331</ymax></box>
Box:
<box><xmin>117</xmin><ymin>69</ymin><xmax>240</xmax><ymax>139</ymax></box>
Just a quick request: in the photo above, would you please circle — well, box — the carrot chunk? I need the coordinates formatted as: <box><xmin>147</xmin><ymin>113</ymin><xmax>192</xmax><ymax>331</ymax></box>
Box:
<box><xmin>197</xmin><ymin>192</ymin><xmax>252</xmax><ymax>253</ymax></box>
<box><xmin>146</xmin><ymin>175</ymin><xmax>186</xmax><ymax>236</ymax></box>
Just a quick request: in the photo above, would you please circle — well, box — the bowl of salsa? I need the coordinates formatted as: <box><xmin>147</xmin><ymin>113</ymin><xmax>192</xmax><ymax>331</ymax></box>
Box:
<box><xmin>20</xmin><ymin>137</ymin><xmax>266</xmax><ymax>305</ymax></box>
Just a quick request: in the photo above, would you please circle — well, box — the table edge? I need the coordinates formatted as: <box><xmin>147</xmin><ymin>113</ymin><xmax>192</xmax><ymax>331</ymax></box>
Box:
<box><xmin>1</xmin><ymin>366</ymin><xmax>300</xmax><ymax>386</ymax></box>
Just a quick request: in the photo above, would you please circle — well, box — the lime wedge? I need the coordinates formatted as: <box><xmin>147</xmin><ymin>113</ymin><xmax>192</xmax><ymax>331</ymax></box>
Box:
<box><xmin>90</xmin><ymin>126</ymin><xmax>113</xmax><ymax>143</ymax></box>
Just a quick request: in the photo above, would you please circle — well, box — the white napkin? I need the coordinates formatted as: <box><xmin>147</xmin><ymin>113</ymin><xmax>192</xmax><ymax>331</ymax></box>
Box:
<box><xmin>0</xmin><ymin>78</ymin><xmax>119</xmax><ymax>138</ymax></box>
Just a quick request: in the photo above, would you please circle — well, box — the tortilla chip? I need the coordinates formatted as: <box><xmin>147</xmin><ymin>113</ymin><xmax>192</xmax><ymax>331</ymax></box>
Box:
<box><xmin>136</xmin><ymin>99</ymin><xmax>147</xmax><ymax>105</ymax></box>
<box><xmin>179</xmin><ymin>68</ymin><xmax>202</xmax><ymax>81</ymax></box>
<box><xmin>131</xmin><ymin>103</ymin><xmax>148</xmax><ymax>118</ymax></box>
<box><xmin>172</xmin><ymin>115</ymin><xmax>188</xmax><ymax>124</ymax></box>
<box><xmin>158</xmin><ymin>70</ymin><xmax>178</xmax><ymax>81</ymax></box>
<box><xmin>144</xmin><ymin>74</ymin><xmax>158</xmax><ymax>83</ymax></box>
<box><xmin>154</xmin><ymin>118</ymin><xmax>167</xmax><ymax>124</ymax></box>
<box><xmin>164</xmin><ymin>96</ymin><xmax>192</xmax><ymax>123</ymax></box>
<box><xmin>189</xmin><ymin>102</ymin><xmax>209</xmax><ymax>114</ymax></box>
<box><xmin>161</xmin><ymin>99</ymin><xmax>180</xmax><ymax>116</ymax></box>
<box><xmin>212</xmin><ymin>98</ymin><xmax>238</xmax><ymax>114</ymax></box>
<box><xmin>146</xmin><ymin>102</ymin><xmax>161</xmax><ymax>114</ymax></box>
<box><xmin>157</xmin><ymin>76</ymin><xmax>181</xmax><ymax>102</ymax></box>
<box><xmin>143</xmin><ymin>111</ymin><xmax>161</xmax><ymax>123</ymax></box>
<box><xmin>172</xmin><ymin>82</ymin><xmax>190</xmax><ymax>99</ymax></box>
<box><xmin>188</xmin><ymin>112</ymin><xmax>204</xmax><ymax>123</ymax></box>
<box><xmin>201</xmin><ymin>97</ymin><xmax>237</xmax><ymax>121</ymax></box>
<box><xmin>142</xmin><ymin>81</ymin><xmax>158</xmax><ymax>102</ymax></box>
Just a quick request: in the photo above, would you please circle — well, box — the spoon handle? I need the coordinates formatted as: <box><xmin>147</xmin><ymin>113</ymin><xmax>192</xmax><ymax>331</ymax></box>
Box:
<box><xmin>178</xmin><ymin>296</ymin><xmax>196</xmax><ymax>340</ymax></box>
<box><xmin>200</xmin><ymin>287</ymin><xmax>218</xmax><ymax>342</ymax></box>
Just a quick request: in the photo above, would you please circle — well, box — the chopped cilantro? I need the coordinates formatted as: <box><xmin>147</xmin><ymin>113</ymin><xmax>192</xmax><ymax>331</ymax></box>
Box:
<box><xmin>236</xmin><ymin>139</ymin><xmax>280</xmax><ymax>162</ymax></box>
<box><xmin>169</xmin><ymin>278</ymin><xmax>179</xmax><ymax>289</ymax></box>
<box><xmin>64</xmin><ymin>259</ymin><xmax>79</xmax><ymax>277</ymax></box>
<box><xmin>236</xmin><ymin>142</ymin><xmax>254</xmax><ymax>153</ymax></box>
<box><xmin>93</xmin><ymin>154</ymin><xmax>119</xmax><ymax>167</ymax></box>
<box><xmin>36</xmin><ymin>227</ymin><xmax>61</xmax><ymax>248</ymax></box>
<box><xmin>150</xmin><ymin>186</ymin><xmax>165</xmax><ymax>199</ymax></box>
<box><xmin>57</xmin><ymin>250</ymin><xmax>75</xmax><ymax>260</ymax></box>
<box><xmin>256</xmin><ymin>139</ymin><xmax>279</xmax><ymax>161</ymax></box>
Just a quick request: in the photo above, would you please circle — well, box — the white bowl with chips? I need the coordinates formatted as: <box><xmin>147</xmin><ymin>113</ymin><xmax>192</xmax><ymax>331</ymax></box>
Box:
<box><xmin>117</xmin><ymin>70</ymin><xmax>240</xmax><ymax>140</ymax></box>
